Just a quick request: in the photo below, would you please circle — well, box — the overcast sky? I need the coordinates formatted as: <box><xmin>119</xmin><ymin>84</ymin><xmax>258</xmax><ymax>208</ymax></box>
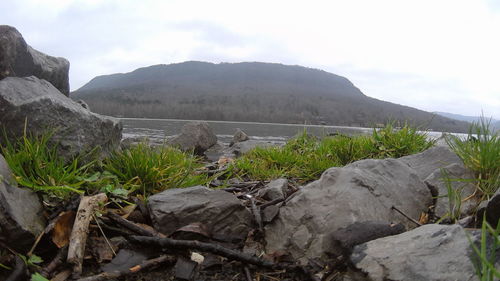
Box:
<box><xmin>2</xmin><ymin>0</ymin><xmax>499</xmax><ymax>119</ymax></box>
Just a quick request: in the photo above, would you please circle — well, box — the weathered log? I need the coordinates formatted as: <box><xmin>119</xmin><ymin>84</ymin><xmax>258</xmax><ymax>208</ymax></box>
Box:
<box><xmin>67</xmin><ymin>193</ymin><xmax>108</xmax><ymax>276</ymax></box>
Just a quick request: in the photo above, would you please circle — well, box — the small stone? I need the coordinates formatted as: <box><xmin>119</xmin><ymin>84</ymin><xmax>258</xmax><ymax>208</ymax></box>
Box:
<box><xmin>230</xmin><ymin>128</ymin><xmax>249</xmax><ymax>146</ymax></box>
<box><xmin>168</xmin><ymin>122</ymin><xmax>217</xmax><ymax>155</ymax></box>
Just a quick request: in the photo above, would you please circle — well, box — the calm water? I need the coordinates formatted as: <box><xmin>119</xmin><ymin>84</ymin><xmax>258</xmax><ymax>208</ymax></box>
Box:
<box><xmin>121</xmin><ymin>118</ymin><xmax>450</xmax><ymax>144</ymax></box>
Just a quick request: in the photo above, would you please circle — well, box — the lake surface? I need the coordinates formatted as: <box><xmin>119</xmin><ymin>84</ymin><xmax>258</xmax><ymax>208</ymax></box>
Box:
<box><xmin>121</xmin><ymin>118</ymin><xmax>450</xmax><ymax>144</ymax></box>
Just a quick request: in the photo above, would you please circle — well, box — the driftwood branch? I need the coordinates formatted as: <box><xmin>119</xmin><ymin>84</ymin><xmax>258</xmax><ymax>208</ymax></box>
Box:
<box><xmin>75</xmin><ymin>255</ymin><xmax>175</xmax><ymax>281</ymax></box>
<box><xmin>67</xmin><ymin>193</ymin><xmax>108</xmax><ymax>276</ymax></box>
<box><xmin>128</xmin><ymin>235</ymin><xmax>275</xmax><ymax>268</ymax></box>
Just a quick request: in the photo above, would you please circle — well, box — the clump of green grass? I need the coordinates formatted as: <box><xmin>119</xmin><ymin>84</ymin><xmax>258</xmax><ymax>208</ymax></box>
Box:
<box><xmin>468</xmin><ymin>217</ymin><xmax>500</xmax><ymax>281</ymax></box>
<box><xmin>371</xmin><ymin>122</ymin><xmax>434</xmax><ymax>158</ymax></box>
<box><xmin>446</xmin><ymin>117</ymin><xmax>500</xmax><ymax>198</ymax></box>
<box><xmin>104</xmin><ymin>143</ymin><xmax>210</xmax><ymax>196</ymax></box>
<box><xmin>0</xmin><ymin>132</ymin><xmax>91</xmax><ymax>196</ymax></box>
<box><xmin>230</xmin><ymin>123</ymin><xmax>435</xmax><ymax>182</ymax></box>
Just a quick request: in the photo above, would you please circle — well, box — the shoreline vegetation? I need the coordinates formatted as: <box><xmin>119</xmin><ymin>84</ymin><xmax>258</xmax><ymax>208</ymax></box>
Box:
<box><xmin>1</xmin><ymin>122</ymin><xmax>436</xmax><ymax>198</ymax></box>
<box><xmin>1</xmin><ymin>119</ymin><xmax>499</xmax><ymax>280</ymax></box>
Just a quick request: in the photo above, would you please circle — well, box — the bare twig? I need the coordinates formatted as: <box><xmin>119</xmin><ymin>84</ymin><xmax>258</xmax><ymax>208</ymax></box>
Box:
<box><xmin>259</xmin><ymin>198</ymin><xmax>285</xmax><ymax>209</ymax></box>
<box><xmin>75</xmin><ymin>255</ymin><xmax>175</xmax><ymax>281</ymax></box>
<box><xmin>107</xmin><ymin>211</ymin><xmax>161</xmax><ymax>237</ymax></box>
<box><xmin>128</xmin><ymin>235</ymin><xmax>275</xmax><ymax>268</ymax></box>
<box><xmin>391</xmin><ymin>206</ymin><xmax>422</xmax><ymax>226</ymax></box>
<box><xmin>5</xmin><ymin>255</ymin><xmax>26</xmax><ymax>281</ymax></box>
<box><xmin>27</xmin><ymin>229</ymin><xmax>45</xmax><ymax>256</ymax></box>
<box><xmin>249</xmin><ymin>197</ymin><xmax>263</xmax><ymax>232</ymax></box>
<box><xmin>67</xmin><ymin>193</ymin><xmax>108</xmax><ymax>276</ymax></box>
<box><xmin>41</xmin><ymin>246</ymin><xmax>68</xmax><ymax>278</ymax></box>
<box><xmin>244</xmin><ymin>266</ymin><xmax>253</xmax><ymax>281</ymax></box>
<box><xmin>93</xmin><ymin>214</ymin><xmax>116</xmax><ymax>256</ymax></box>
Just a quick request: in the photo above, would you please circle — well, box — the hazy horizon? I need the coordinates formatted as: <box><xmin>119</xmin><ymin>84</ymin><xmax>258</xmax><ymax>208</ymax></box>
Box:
<box><xmin>2</xmin><ymin>0</ymin><xmax>499</xmax><ymax>119</ymax></box>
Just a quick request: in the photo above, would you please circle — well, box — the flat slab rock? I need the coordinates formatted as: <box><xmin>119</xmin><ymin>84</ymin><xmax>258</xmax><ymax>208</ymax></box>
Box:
<box><xmin>148</xmin><ymin>186</ymin><xmax>253</xmax><ymax>241</ymax></box>
<box><xmin>351</xmin><ymin>224</ymin><xmax>497</xmax><ymax>281</ymax></box>
<box><xmin>264</xmin><ymin>158</ymin><xmax>432</xmax><ymax>262</ymax></box>
<box><xmin>0</xmin><ymin>76</ymin><xmax>122</xmax><ymax>160</ymax></box>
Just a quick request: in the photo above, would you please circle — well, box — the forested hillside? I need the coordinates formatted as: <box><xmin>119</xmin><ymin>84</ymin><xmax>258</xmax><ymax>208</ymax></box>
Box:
<box><xmin>72</xmin><ymin>61</ymin><xmax>470</xmax><ymax>133</ymax></box>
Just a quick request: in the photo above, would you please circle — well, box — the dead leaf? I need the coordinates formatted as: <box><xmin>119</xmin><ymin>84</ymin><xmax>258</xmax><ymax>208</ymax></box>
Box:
<box><xmin>52</xmin><ymin>211</ymin><xmax>76</xmax><ymax>248</ymax></box>
<box><xmin>419</xmin><ymin>212</ymin><xmax>429</xmax><ymax>224</ymax></box>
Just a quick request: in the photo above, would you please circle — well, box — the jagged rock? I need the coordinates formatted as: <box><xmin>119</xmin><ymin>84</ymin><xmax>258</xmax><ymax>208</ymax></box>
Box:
<box><xmin>0</xmin><ymin>154</ymin><xmax>16</xmax><ymax>186</ymax></box>
<box><xmin>0</xmin><ymin>76</ymin><xmax>122</xmax><ymax>160</ymax></box>
<box><xmin>399</xmin><ymin>145</ymin><xmax>462</xmax><ymax>180</ymax></box>
<box><xmin>477</xmin><ymin>188</ymin><xmax>500</xmax><ymax>227</ymax></box>
<box><xmin>257</xmin><ymin>178</ymin><xmax>288</xmax><ymax>201</ymax></box>
<box><xmin>264</xmin><ymin>158</ymin><xmax>432</xmax><ymax>262</ymax></box>
<box><xmin>230</xmin><ymin>128</ymin><xmax>249</xmax><ymax>146</ymax></box>
<box><xmin>169</xmin><ymin>122</ymin><xmax>217</xmax><ymax>155</ymax></box>
<box><xmin>351</xmin><ymin>224</ymin><xmax>497</xmax><ymax>281</ymax></box>
<box><xmin>148</xmin><ymin>186</ymin><xmax>253</xmax><ymax>241</ymax></box>
<box><xmin>0</xmin><ymin>25</ymin><xmax>70</xmax><ymax>95</ymax></box>
<box><xmin>0</xmin><ymin>155</ymin><xmax>46</xmax><ymax>252</ymax></box>
<box><xmin>424</xmin><ymin>163</ymin><xmax>479</xmax><ymax>218</ymax></box>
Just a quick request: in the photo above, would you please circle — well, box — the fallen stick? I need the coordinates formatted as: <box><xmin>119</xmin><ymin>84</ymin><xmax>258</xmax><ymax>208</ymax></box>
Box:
<box><xmin>107</xmin><ymin>212</ymin><xmax>161</xmax><ymax>237</ymax></box>
<box><xmin>67</xmin><ymin>193</ymin><xmax>108</xmax><ymax>276</ymax></box>
<box><xmin>41</xmin><ymin>245</ymin><xmax>68</xmax><ymax>278</ymax></box>
<box><xmin>75</xmin><ymin>255</ymin><xmax>175</xmax><ymax>281</ymax></box>
<box><xmin>259</xmin><ymin>198</ymin><xmax>285</xmax><ymax>209</ymax></box>
<box><xmin>391</xmin><ymin>206</ymin><xmax>422</xmax><ymax>226</ymax></box>
<box><xmin>5</xmin><ymin>255</ymin><xmax>26</xmax><ymax>281</ymax></box>
<box><xmin>250</xmin><ymin>197</ymin><xmax>263</xmax><ymax>232</ymax></box>
<box><xmin>127</xmin><ymin>235</ymin><xmax>275</xmax><ymax>268</ymax></box>
<box><xmin>244</xmin><ymin>266</ymin><xmax>253</xmax><ymax>281</ymax></box>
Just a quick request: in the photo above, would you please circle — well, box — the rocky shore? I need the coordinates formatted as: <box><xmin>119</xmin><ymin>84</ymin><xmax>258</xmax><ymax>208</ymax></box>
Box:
<box><xmin>1</xmin><ymin>25</ymin><xmax>499</xmax><ymax>281</ymax></box>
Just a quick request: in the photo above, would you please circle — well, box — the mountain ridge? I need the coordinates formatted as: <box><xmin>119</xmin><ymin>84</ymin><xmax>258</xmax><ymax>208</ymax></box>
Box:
<box><xmin>72</xmin><ymin>61</ymin><xmax>470</xmax><ymax>133</ymax></box>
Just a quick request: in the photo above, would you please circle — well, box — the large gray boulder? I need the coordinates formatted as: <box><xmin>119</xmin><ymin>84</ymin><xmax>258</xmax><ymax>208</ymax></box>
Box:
<box><xmin>169</xmin><ymin>122</ymin><xmax>217</xmax><ymax>155</ymax></box>
<box><xmin>0</xmin><ymin>25</ymin><xmax>70</xmax><ymax>95</ymax></box>
<box><xmin>399</xmin><ymin>145</ymin><xmax>462</xmax><ymax>180</ymax></box>
<box><xmin>351</xmin><ymin>224</ymin><xmax>496</xmax><ymax>281</ymax></box>
<box><xmin>264</xmin><ymin>158</ymin><xmax>432</xmax><ymax>262</ymax></box>
<box><xmin>424</xmin><ymin>163</ymin><xmax>479</xmax><ymax>218</ymax></box>
<box><xmin>0</xmin><ymin>76</ymin><xmax>122</xmax><ymax>160</ymax></box>
<box><xmin>148</xmin><ymin>186</ymin><xmax>253</xmax><ymax>241</ymax></box>
<box><xmin>0</xmin><ymin>154</ymin><xmax>46</xmax><ymax>253</ymax></box>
